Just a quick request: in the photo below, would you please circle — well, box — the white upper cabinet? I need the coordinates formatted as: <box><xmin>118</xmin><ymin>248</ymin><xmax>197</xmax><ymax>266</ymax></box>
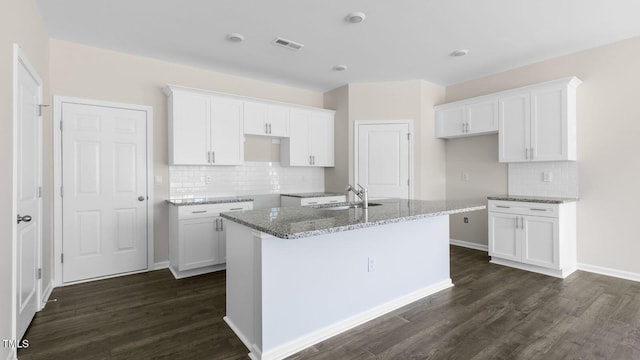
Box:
<box><xmin>166</xmin><ymin>86</ymin><xmax>244</xmax><ymax>166</ymax></box>
<box><xmin>244</xmin><ymin>102</ymin><xmax>289</xmax><ymax>137</ymax></box>
<box><xmin>435</xmin><ymin>98</ymin><xmax>498</xmax><ymax>139</ymax></box>
<box><xmin>499</xmin><ymin>77</ymin><xmax>580</xmax><ymax>162</ymax></box>
<box><xmin>281</xmin><ymin>108</ymin><xmax>335</xmax><ymax>167</ymax></box>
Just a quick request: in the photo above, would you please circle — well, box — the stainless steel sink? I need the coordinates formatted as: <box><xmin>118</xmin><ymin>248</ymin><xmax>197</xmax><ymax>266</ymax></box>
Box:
<box><xmin>324</xmin><ymin>202</ymin><xmax>382</xmax><ymax>210</ymax></box>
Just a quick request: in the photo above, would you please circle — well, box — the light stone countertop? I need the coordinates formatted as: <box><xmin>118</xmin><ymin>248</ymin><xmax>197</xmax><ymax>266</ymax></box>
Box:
<box><xmin>487</xmin><ymin>195</ymin><xmax>579</xmax><ymax>204</ymax></box>
<box><xmin>220</xmin><ymin>198</ymin><xmax>485</xmax><ymax>239</ymax></box>
<box><xmin>166</xmin><ymin>196</ymin><xmax>254</xmax><ymax>206</ymax></box>
<box><xmin>280</xmin><ymin>192</ymin><xmax>345</xmax><ymax>198</ymax></box>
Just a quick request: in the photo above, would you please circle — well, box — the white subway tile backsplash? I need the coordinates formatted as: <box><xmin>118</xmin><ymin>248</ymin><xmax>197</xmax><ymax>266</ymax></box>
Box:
<box><xmin>508</xmin><ymin>161</ymin><xmax>578</xmax><ymax>198</ymax></box>
<box><xmin>169</xmin><ymin>161</ymin><xmax>325</xmax><ymax>199</ymax></box>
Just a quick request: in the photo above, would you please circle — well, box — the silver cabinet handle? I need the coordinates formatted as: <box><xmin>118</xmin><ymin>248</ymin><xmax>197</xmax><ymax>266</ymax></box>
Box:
<box><xmin>307</xmin><ymin>202</ymin><xmax>318</xmax><ymax>205</ymax></box>
<box><xmin>309</xmin><ymin>155</ymin><xmax>312</xmax><ymax>165</ymax></box>
<box><xmin>207</xmin><ymin>151</ymin><xmax>211</xmax><ymax>163</ymax></box>
<box><xmin>192</xmin><ymin>210</ymin><xmax>207</xmax><ymax>214</ymax></box>
<box><xmin>265</xmin><ymin>123</ymin><xmax>269</xmax><ymax>134</ymax></box>
<box><xmin>462</xmin><ymin>122</ymin><xmax>466</xmax><ymax>133</ymax></box>
<box><xmin>495</xmin><ymin>205</ymin><xmax>510</xmax><ymax>208</ymax></box>
<box><xmin>212</xmin><ymin>151</ymin><xmax>215</xmax><ymax>163</ymax></box>
<box><xmin>268</xmin><ymin>123</ymin><xmax>272</xmax><ymax>134</ymax></box>
<box><xmin>229</xmin><ymin>207</ymin><xmax>243</xmax><ymax>211</ymax></box>
<box><xmin>530</xmin><ymin>208</ymin><xmax>548</xmax><ymax>212</ymax></box>
<box><xmin>215</xmin><ymin>218</ymin><xmax>220</xmax><ymax>231</ymax></box>
<box><xmin>312</xmin><ymin>155</ymin><xmax>316</xmax><ymax>165</ymax></box>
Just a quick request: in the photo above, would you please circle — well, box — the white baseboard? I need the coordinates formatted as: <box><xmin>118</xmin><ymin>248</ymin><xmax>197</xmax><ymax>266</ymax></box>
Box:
<box><xmin>153</xmin><ymin>261</ymin><xmax>169</xmax><ymax>270</ymax></box>
<box><xmin>40</xmin><ymin>280</ymin><xmax>54</xmax><ymax>310</ymax></box>
<box><xmin>490</xmin><ymin>258</ymin><xmax>574</xmax><ymax>279</ymax></box>
<box><xmin>578</xmin><ymin>263</ymin><xmax>640</xmax><ymax>283</ymax></box>
<box><xmin>223</xmin><ymin>316</ymin><xmax>253</xmax><ymax>356</ymax></box>
<box><xmin>258</xmin><ymin>279</ymin><xmax>453</xmax><ymax>360</ymax></box>
<box><xmin>450</xmin><ymin>239</ymin><xmax>488</xmax><ymax>252</ymax></box>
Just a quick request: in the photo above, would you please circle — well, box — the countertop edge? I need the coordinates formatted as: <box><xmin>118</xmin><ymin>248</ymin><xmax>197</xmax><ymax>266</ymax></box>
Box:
<box><xmin>166</xmin><ymin>198</ymin><xmax>254</xmax><ymax>206</ymax></box>
<box><xmin>487</xmin><ymin>196</ymin><xmax>578</xmax><ymax>204</ymax></box>
<box><xmin>221</xmin><ymin>205</ymin><xmax>486</xmax><ymax>239</ymax></box>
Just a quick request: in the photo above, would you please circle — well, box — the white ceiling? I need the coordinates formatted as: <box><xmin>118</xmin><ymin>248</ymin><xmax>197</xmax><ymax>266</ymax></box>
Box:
<box><xmin>35</xmin><ymin>0</ymin><xmax>640</xmax><ymax>92</ymax></box>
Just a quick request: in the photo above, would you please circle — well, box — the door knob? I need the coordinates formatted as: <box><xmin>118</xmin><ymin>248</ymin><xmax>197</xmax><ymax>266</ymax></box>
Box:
<box><xmin>138</xmin><ymin>196</ymin><xmax>145</xmax><ymax>201</ymax></box>
<box><xmin>17</xmin><ymin>214</ymin><xmax>32</xmax><ymax>224</ymax></box>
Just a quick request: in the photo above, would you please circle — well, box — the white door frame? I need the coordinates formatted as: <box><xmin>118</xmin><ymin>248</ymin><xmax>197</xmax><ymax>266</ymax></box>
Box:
<box><xmin>53</xmin><ymin>96</ymin><xmax>154</xmax><ymax>286</ymax></box>
<box><xmin>12</xmin><ymin>43</ymin><xmax>44</xmax><ymax>351</ymax></box>
<box><xmin>353</xmin><ymin>120</ymin><xmax>414</xmax><ymax>199</ymax></box>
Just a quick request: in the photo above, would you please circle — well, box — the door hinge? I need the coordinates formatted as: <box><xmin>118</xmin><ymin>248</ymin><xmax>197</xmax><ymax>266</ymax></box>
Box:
<box><xmin>407</xmin><ymin>179</ymin><xmax>410</xmax><ymax>186</ymax></box>
<box><xmin>60</xmin><ymin>187</ymin><xmax>64</xmax><ymax>197</ymax></box>
<box><xmin>407</xmin><ymin>133</ymin><xmax>411</xmax><ymax>140</ymax></box>
<box><xmin>37</xmin><ymin>268</ymin><xmax>42</xmax><ymax>280</ymax></box>
<box><xmin>61</xmin><ymin>253</ymin><xmax>64</xmax><ymax>263</ymax></box>
<box><xmin>37</xmin><ymin>186</ymin><xmax>43</xmax><ymax>198</ymax></box>
<box><xmin>37</xmin><ymin>104</ymin><xmax>49</xmax><ymax>117</ymax></box>
<box><xmin>60</xmin><ymin>120</ymin><xmax>63</xmax><ymax>131</ymax></box>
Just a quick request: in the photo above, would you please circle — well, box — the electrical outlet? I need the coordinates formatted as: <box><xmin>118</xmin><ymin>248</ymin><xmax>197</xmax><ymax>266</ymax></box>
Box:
<box><xmin>205</xmin><ymin>176</ymin><xmax>212</xmax><ymax>184</ymax></box>
<box><xmin>367</xmin><ymin>257</ymin><xmax>375</xmax><ymax>272</ymax></box>
<box><xmin>464</xmin><ymin>217</ymin><xmax>469</xmax><ymax>223</ymax></box>
<box><xmin>462</xmin><ymin>172</ymin><xmax>469</xmax><ymax>181</ymax></box>
<box><xmin>543</xmin><ymin>171</ymin><xmax>553</xmax><ymax>182</ymax></box>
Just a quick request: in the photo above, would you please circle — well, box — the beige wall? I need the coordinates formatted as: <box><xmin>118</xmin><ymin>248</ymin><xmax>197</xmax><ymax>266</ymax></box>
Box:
<box><xmin>49</xmin><ymin>39</ymin><xmax>324</xmax><ymax>263</ymax></box>
<box><xmin>445</xmin><ymin>36</ymin><xmax>640</xmax><ymax>274</ymax></box>
<box><xmin>0</xmin><ymin>0</ymin><xmax>50</xmax><ymax>356</ymax></box>
<box><xmin>323</xmin><ymin>85</ymin><xmax>349</xmax><ymax>193</ymax></box>
<box><xmin>343</xmin><ymin>80</ymin><xmax>446</xmax><ymax>200</ymax></box>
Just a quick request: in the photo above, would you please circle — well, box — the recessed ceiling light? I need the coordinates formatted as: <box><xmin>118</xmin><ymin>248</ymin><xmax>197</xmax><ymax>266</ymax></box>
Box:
<box><xmin>346</xmin><ymin>12</ymin><xmax>366</xmax><ymax>23</ymax></box>
<box><xmin>450</xmin><ymin>49</ymin><xmax>469</xmax><ymax>57</ymax></box>
<box><xmin>227</xmin><ymin>33</ymin><xmax>245</xmax><ymax>43</ymax></box>
<box><xmin>333</xmin><ymin>65</ymin><xmax>348</xmax><ymax>71</ymax></box>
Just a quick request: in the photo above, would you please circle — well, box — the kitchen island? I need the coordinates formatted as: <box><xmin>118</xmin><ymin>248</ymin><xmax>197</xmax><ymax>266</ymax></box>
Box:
<box><xmin>220</xmin><ymin>199</ymin><xmax>484</xmax><ymax>360</ymax></box>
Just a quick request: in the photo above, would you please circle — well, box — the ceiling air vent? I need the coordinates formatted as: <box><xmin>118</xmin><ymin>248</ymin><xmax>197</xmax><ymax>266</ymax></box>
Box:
<box><xmin>272</xmin><ymin>37</ymin><xmax>304</xmax><ymax>51</ymax></box>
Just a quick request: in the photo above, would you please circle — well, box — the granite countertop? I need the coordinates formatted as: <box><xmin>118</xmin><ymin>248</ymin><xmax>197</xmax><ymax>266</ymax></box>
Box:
<box><xmin>487</xmin><ymin>195</ymin><xmax>579</xmax><ymax>204</ymax></box>
<box><xmin>166</xmin><ymin>196</ymin><xmax>254</xmax><ymax>206</ymax></box>
<box><xmin>280</xmin><ymin>192</ymin><xmax>345</xmax><ymax>198</ymax></box>
<box><xmin>220</xmin><ymin>198</ymin><xmax>485</xmax><ymax>239</ymax></box>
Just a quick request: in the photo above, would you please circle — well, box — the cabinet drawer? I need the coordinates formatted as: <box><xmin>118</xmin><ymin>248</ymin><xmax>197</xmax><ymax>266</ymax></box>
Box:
<box><xmin>300</xmin><ymin>196</ymin><xmax>346</xmax><ymax>206</ymax></box>
<box><xmin>489</xmin><ymin>200</ymin><xmax>557</xmax><ymax>217</ymax></box>
<box><xmin>178</xmin><ymin>202</ymin><xmax>253</xmax><ymax>219</ymax></box>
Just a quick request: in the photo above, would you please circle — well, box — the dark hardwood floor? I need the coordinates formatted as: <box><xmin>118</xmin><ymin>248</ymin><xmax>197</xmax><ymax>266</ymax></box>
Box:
<box><xmin>19</xmin><ymin>246</ymin><xmax>640</xmax><ymax>359</ymax></box>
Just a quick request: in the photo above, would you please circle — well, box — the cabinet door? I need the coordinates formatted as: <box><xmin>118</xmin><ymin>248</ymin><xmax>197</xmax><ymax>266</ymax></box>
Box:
<box><xmin>466</xmin><ymin>100</ymin><xmax>498</xmax><ymax>134</ymax></box>
<box><xmin>488</xmin><ymin>212</ymin><xmax>521</xmax><ymax>262</ymax></box>
<box><xmin>267</xmin><ymin>105</ymin><xmax>290</xmax><ymax>137</ymax></box>
<box><xmin>286</xmin><ymin>109</ymin><xmax>312</xmax><ymax>166</ymax></box>
<box><xmin>498</xmin><ymin>92</ymin><xmax>530</xmax><ymax>162</ymax></box>
<box><xmin>170</xmin><ymin>91</ymin><xmax>211</xmax><ymax>165</ymax></box>
<box><xmin>243</xmin><ymin>102</ymin><xmax>268</xmax><ymax>135</ymax></box>
<box><xmin>522</xmin><ymin>215</ymin><xmax>559</xmax><ymax>269</ymax></box>
<box><xmin>179</xmin><ymin>217</ymin><xmax>219</xmax><ymax>271</ymax></box>
<box><xmin>310</xmin><ymin>111</ymin><xmax>334</xmax><ymax>166</ymax></box>
<box><xmin>435</xmin><ymin>106</ymin><xmax>466</xmax><ymax>138</ymax></box>
<box><xmin>210</xmin><ymin>97</ymin><xmax>244</xmax><ymax>165</ymax></box>
<box><xmin>530</xmin><ymin>85</ymin><xmax>569</xmax><ymax>161</ymax></box>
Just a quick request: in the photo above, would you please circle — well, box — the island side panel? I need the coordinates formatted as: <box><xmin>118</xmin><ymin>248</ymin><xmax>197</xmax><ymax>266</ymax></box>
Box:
<box><xmin>260</xmin><ymin>215</ymin><xmax>451</xmax><ymax>357</ymax></box>
<box><xmin>224</xmin><ymin>221</ymin><xmax>262</xmax><ymax>352</ymax></box>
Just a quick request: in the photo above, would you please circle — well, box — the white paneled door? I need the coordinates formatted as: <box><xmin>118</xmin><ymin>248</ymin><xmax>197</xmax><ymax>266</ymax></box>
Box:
<box><xmin>15</xmin><ymin>46</ymin><xmax>43</xmax><ymax>342</ymax></box>
<box><xmin>356</xmin><ymin>122</ymin><xmax>410</xmax><ymax>199</ymax></box>
<box><xmin>62</xmin><ymin>102</ymin><xmax>148</xmax><ymax>283</ymax></box>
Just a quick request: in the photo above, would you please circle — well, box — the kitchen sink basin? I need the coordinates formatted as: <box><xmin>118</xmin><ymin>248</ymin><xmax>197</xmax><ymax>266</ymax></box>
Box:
<box><xmin>324</xmin><ymin>202</ymin><xmax>382</xmax><ymax>210</ymax></box>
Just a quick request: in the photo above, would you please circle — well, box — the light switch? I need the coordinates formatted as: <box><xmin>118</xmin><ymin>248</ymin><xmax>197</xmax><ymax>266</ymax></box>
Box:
<box><xmin>543</xmin><ymin>171</ymin><xmax>553</xmax><ymax>182</ymax></box>
<box><xmin>462</xmin><ymin>172</ymin><xmax>469</xmax><ymax>181</ymax></box>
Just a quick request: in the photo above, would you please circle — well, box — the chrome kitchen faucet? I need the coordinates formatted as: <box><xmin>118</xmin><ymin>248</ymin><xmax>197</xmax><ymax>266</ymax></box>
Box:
<box><xmin>346</xmin><ymin>184</ymin><xmax>369</xmax><ymax>209</ymax></box>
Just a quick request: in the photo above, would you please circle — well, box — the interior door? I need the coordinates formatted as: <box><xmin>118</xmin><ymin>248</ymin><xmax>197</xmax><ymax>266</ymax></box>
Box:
<box><xmin>15</xmin><ymin>48</ymin><xmax>43</xmax><ymax>341</ymax></box>
<box><xmin>357</xmin><ymin>123</ymin><xmax>410</xmax><ymax>199</ymax></box>
<box><xmin>61</xmin><ymin>102</ymin><xmax>148</xmax><ymax>283</ymax></box>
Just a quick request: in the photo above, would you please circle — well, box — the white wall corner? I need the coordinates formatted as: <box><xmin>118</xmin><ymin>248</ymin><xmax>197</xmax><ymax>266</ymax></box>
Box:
<box><xmin>578</xmin><ymin>263</ymin><xmax>640</xmax><ymax>283</ymax></box>
<box><xmin>450</xmin><ymin>239</ymin><xmax>488</xmax><ymax>252</ymax></box>
<box><xmin>40</xmin><ymin>280</ymin><xmax>54</xmax><ymax>310</ymax></box>
<box><xmin>153</xmin><ymin>261</ymin><xmax>170</xmax><ymax>270</ymax></box>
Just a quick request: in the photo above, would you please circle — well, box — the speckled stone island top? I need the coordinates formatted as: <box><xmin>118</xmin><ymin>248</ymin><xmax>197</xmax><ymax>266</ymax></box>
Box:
<box><xmin>280</xmin><ymin>192</ymin><xmax>344</xmax><ymax>198</ymax></box>
<box><xmin>166</xmin><ymin>196</ymin><xmax>254</xmax><ymax>206</ymax></box>
<box><xmin>220</xmin><ymin>198</ymin><xmax>485</xmax><ymax>239</ymax></box>
<box><xmin>487</xmin><ymin>195</ymin><xmax>579</xmax><ymax>204</ymax></box>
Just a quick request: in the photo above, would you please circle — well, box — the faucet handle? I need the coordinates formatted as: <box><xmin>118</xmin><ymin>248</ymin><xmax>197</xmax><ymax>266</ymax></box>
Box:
<box><xmin>357</xmin><ymin>184</ymin><xmax>367</xmax><ymax>192</ymax></box>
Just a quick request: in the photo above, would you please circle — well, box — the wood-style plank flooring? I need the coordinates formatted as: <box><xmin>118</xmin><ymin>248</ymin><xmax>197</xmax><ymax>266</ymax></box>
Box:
<box><xmin>19</xmin><ymin>246</ymin><xmax>640</xmax><ymax>359</ymax></box>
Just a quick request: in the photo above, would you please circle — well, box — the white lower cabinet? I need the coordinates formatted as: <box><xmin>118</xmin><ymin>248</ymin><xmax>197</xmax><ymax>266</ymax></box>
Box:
<box><xmin>169</xmin><ymin>201</ymin><xmax>253</xmax><ymax>279</ymax></box>
<box><xmin>280</xmin><ymin>195</ymin><xmax>346</xmax><ymax>207</ymax></box>
<box><xmin>488</xmin><ymin>200</ymin><xmax>576</xmax><ymax>278</ymax></box>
